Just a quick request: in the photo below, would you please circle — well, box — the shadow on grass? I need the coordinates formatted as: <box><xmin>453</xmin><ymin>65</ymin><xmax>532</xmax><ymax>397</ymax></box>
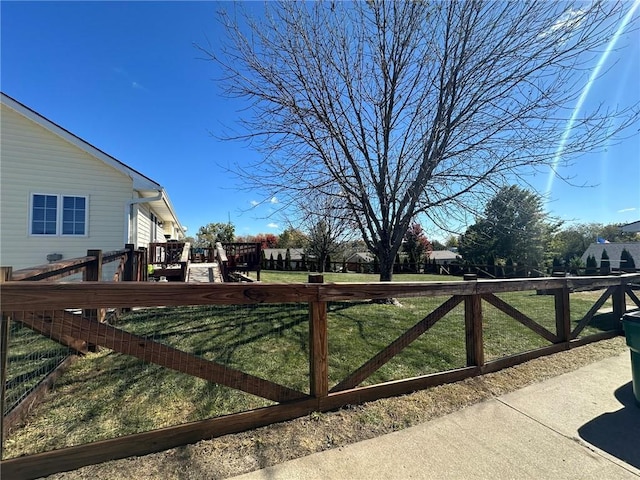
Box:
<box><xmin>587</xmin><ymin>312</ymin><xmax>621</xmax><ymax>332</ymax></box>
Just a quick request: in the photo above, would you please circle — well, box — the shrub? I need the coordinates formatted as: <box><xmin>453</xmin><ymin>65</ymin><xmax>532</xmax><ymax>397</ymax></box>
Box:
<box><xmin>568</xmin><ymin>256</ymin><xmax>583</xmax><ymax>275</ymax></box>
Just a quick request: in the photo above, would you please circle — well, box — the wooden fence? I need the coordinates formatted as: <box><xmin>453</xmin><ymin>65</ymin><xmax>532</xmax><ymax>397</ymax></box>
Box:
<box><xmin>1</xmin><ymin>272</ymin><xmax>639</xmax><ymax>479</ymax></box>
<box><xmin>0</xmin><ymin>245</ymin><xmax>146</xmax><ymax>453</ymax></box>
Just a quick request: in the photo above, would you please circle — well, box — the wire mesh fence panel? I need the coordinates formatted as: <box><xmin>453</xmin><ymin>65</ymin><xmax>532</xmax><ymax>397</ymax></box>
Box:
<box><xmin>570</xmin><ymin>288</ymin><xmax>617</xmax><ymax>339</ymax></box>
<box><xmin>4</xmin><ymin>319</ymin><xmax>73</xmax><ymax>416</ymax></box>
<box><xmin>378</xmin><ymin>296</ymin><xmax>466</xmax><ymax>382</ymax></box>
<box><xmin>114</xmin><ymin>303</ymin><xmax>311</xmax><ymax>393</ymax></box>
<box><xmin>2</xmin><ymin>303</ymin><xmax>310</xmax><ymax>459</ymax></box>
<box><xmin>483</xmin><ymin>290</ymin><xmax>556</xmax><ymax>362</ymax></box>
<box><xmin>327</xmin><ymin>296</ymin><xmax>466</xmax><ymax>388</ymax></box>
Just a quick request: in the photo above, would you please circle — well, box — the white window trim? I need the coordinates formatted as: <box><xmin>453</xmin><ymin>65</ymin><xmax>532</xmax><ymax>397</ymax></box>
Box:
<box><xmin>29</xmin><ymin>193</ymin><xmax>89</xmax><ymax>237</ymax></box>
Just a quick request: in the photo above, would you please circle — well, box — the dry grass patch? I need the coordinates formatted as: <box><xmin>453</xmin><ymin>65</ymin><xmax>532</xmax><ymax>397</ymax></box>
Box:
<box><xmin>45</xmin><ymin>336</ymin><xmax>628</xmax><ymax>480</ymax></box>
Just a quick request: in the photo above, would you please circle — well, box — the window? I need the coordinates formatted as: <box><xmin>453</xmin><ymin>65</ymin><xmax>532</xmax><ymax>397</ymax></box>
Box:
<box><xmin>31</xmin><ymin>194</ymin><xmax>58</xmax><ymax>235</ymax></box>
<box><xmin>31</xmin><ymin>194</ymin><xmax>88</xmax><ymax>236</ymax></box>
<box><xmin>62</xmin><ymin>196</ymin><xmax>86</xmax><ymax>235</ymax></box>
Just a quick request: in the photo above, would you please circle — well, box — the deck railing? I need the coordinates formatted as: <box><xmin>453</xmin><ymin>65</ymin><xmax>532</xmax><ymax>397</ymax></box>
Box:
<box><xmin>0</xmin><ymin>272</ymin><xmax>639</xmax><ymax>479</ymax></box>
<box><xmin>220</xmin><ymin>242</ymin><xmax>262</xmax><ymax>281</ymax></box>
<box><xmin>148</xmin><ymin>242</ymin><xmax>190</xmax><ymax>281</ymax></box>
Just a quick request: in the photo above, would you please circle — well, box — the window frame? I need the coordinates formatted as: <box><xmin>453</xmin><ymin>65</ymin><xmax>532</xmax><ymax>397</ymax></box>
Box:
<box><xmin>29</xmin><ymin>193</ymin><xmax>89</xmax><ymax>237</ymax></box>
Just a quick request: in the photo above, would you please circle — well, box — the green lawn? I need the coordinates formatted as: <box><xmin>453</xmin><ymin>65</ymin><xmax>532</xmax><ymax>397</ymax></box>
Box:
<box><xmin>2</xmin><ymin>275</ymin><xmax>620</xmax><ymax>458</ymax></box>
<box><xmin>257</xmin><ymin>270</ymin><xmax>455</xmax><ymax>283</ymax></box>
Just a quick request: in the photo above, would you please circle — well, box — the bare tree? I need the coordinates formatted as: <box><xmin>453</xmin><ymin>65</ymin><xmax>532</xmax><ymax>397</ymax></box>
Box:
<box><xmin>205</xmin><ymin>0</ymin><xmax>639</xmax><ymax>281</ymax></box>
<box><xmin>289</xmin><ymin>192</ymin><xmax>354</xmax><ymax>273</ymax></box>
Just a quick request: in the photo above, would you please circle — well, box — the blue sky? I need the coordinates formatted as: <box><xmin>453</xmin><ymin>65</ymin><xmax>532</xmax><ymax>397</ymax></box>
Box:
<box><xmin>2</xmin><ymin>1</ymin><xmax>639</xmax><ymax>242</ymax></box>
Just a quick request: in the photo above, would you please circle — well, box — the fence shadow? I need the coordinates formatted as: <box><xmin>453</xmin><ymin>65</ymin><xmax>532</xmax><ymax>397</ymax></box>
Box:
<box><xmin>578</xmin><ymin>382</ymin><xmax>640</xmax><ymax>469</ymax></box>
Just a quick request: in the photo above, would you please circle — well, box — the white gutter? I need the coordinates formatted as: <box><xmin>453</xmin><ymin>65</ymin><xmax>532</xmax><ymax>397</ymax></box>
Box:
<box><xmin>124</xmin><ymin>191</ymin><xmax>164</xmax><ymax>245</ymax></box>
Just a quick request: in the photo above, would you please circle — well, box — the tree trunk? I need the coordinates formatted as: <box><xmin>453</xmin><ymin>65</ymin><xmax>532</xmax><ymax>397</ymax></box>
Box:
<box><xmin>318</xmin><ymin>254</ymin><xmax>326</xmax><ymax>273</ymax></box>
<box><xmin>378</xmin><ymin>251</ymin><xmax>394</xmax><ymax>282</ymax></box>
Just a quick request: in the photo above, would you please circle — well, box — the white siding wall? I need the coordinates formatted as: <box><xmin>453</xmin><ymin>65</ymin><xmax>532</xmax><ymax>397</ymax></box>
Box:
<box><xmin>0</xmin><ymin>105</ymin><xmax>134</xmax><ymax>270</ymax></box>
<box><xmin>135</xmin><ymin>203</ymin><xmax>166</xmax><ymax>247</ymax></box>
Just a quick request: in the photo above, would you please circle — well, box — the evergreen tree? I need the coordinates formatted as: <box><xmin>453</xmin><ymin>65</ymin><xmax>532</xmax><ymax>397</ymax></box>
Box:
<box><xmin>620</xmin><ymin>248</ymin><xmax>636</xmax><ymax>273</ymax></box>
<box><xmin>269</xmin><ymin>253</ymin><xmax>275</xmax><ymax>270</ymax></box>
<box><xmin>458</xmin><ymin>186</ymin><xmax>549</xmax><ymax>267</ymax></box>
<box><xmin>600</xmin><ymin>249</ymin><xmax>610</xmax><ymax>275</ymax></box>
<box><xmin>585</xmin><ymin>255</ymin><xmax>597</xmax><ymax>275</ymax></box>
<box><xmin>276</xmin><ymin>253</ymin><xmax>284</xmax><ymax>271</ymax></box>
<box><xmin>285</xmin><ymin>248</ymin><xmax>292</xmax><ymax>271</ymax></box>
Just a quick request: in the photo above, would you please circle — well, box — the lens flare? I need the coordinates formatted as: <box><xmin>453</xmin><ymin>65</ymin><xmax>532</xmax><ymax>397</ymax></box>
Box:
<box><xmin>544</xmin><ymin>0</ymin><xmax>640</xmax><ymax>204</ymax></box>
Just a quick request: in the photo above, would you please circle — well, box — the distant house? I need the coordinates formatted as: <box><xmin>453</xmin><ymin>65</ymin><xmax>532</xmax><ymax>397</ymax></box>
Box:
<box><xmin>345</xmin><ymin>252</ymin><xmax>375</xmax><ymax>271</ymax></box>
<box><xmin>621</xmin><ymin>221</ymin><xmax>640</xmax><ymax>233</ymax></box>
<box><xmin>0</xmin><ymin>92</ymin><xmax>185</xmax><ymax>270</ymax></box>
<box><xmin>581</xmin><ymin>243</ymin><xmax>640</xmax><ymax>271</ymax></box>
<box><xmin>263</xmin><ymin>248</ymin><xmax>307</xmax><ymax>270</ymax></box>
<box><xmin>428</xmin><ymin>250</ymin><xmax>461</xmax><ymax>265</ymax></box>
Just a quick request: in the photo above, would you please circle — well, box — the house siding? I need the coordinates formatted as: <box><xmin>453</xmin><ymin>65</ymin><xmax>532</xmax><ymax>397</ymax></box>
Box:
<box><xmin>1</xmin><ymin>104</ymin><xmax>134</xmax><ymax>270</ymax></box>
<box><xmin>135</xmin><ymin>203</ymin><xmax>167</xmax><ymax>247</ymax></box>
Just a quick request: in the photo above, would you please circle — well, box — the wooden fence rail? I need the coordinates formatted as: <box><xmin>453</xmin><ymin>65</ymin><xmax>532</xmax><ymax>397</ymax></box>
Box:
<box><xmin>1</xmin><ymin>273</ymin><xmax>639</xmax><ymax>479</ymax></box>
<box><xmin>0</xmin><ymin>245</ymin><xmax>147</xmax><ymax>456</ymax></box>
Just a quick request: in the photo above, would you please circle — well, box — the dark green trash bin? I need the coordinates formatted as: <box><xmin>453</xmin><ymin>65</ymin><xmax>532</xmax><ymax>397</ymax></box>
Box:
<box><xmin>622</xmin><ymin>310</ymin><xmax>640</xmax><ymax>406</ymax></box>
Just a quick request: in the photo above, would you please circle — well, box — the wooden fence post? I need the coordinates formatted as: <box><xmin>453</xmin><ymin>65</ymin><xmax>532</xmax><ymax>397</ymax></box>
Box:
<box><xmin>84</xmin><ymin>250</ymin><xmax>103</xmax><ymax>283</ymax></box>
<box><xmin>1</xmin><ymin>266</ymin><xmax>13</xmax><ymax>456</ymax></box>
<box><xmin>138</xmin><ymin>247</ymin><xmax>148</xmax><ymax>282</ymax></box>
<box><xmin>553</xmin><ymin>273</ymin><xmax>571</xmax><ymax>342</ymax></box>
<box><xmin>464</xmin><ymin>274</ymin><xmax>484</xmax><ymax>367</ymax></box>
<box><xmin>124</xmin><ymin>244</ymin><xmax>135</xmax><ymax>282</ymax></box>
<box><xmin>85</xmin><ymin>250</ymin><xmax>103</xmax><ymax>321</ymax></box>
<box><xmin>308</xmin><ymin>274</ymin><xmax>328</xmax><ymax>401</ymax></box>
<box><xmin>612</xmin><ymin>278</ymin><xmax>626</xmax><ymax>328</ymax></box>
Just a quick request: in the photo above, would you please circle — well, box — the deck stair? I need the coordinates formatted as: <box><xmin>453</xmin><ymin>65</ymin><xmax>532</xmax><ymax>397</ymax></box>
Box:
<box><xmin>186</xmin><ymin>263</ymin><xmax>222</xmax><ymax>283</ymax></box>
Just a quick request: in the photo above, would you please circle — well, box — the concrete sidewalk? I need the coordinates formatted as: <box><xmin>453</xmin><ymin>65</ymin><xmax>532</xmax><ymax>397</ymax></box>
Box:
<box><xmin>231</xmin><ymin>352</ymin><xmax>640</xmax><ymax>480</ymax></box>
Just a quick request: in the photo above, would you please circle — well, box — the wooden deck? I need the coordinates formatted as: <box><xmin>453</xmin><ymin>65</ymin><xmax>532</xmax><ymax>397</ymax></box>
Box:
<box><xmin>186</xmin><ymin>263</ymin><xmax>222</xmax><ymax>283</ymax></box>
